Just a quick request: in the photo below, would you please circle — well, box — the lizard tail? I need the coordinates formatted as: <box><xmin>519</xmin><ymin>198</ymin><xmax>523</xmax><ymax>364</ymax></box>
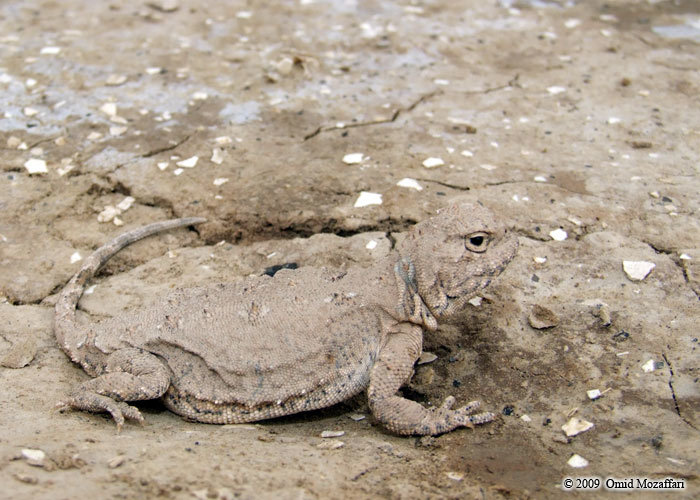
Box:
<box><xmin>54</xmin><ymin>217</ymin><xmax>206</xmax><ymax>364</ymax></box>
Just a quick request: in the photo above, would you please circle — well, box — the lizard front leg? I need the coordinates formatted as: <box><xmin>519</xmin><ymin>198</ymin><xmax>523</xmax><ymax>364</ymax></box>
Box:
<box><xmin>61</xmin><ymin>348</ymin><xmax>171</xmax><ymax>430</ymax></box>
<box><xmin>368</xmin><ymin>326</ymin><xmax>495</xmax><ymax>436</ymax></box>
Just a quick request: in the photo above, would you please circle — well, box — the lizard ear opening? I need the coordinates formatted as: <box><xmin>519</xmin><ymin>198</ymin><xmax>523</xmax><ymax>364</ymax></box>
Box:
<box><xmin>465</xmin><ymin>232</ymin><xmax>490</xmax><ymax>253</ymax></box>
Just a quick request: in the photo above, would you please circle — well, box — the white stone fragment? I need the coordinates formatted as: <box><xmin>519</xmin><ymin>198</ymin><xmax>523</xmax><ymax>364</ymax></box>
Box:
<box><xmin>24</xmin><ymin>158</ymin><xmax>48</xmax><ymax>174</ymax></box>
<box><xmin>105</xmin><ymin>74</ymin><xmax>127</xmax><ymax>86</ymax></box>
<box><xmin>236</xmin><ymin>10</ymin><xmax>253</xmax><ymax>18</ymax></box>
<box><xmin>276</xmin><ymin>57</ymin><xmax>294</xmax><ymax>75</ymax></box>
<box><xmin>173</xmin><ymin>168</ymin><xmax>184</xmax><ymax>176</ymax></box>
<box><xmin>215</xmin><ymin>136</ymin><xmax>233</xmax><ymax>145</ymax></box>
<box><xmin>100</xmin><ymin>102</ymin><xmax>117</xmax><ymax>116</ymax></box>
<box><xmin>177</xmin><ymin>156</ymin><xmax>198</xmax><ymax>168</ymax></box>
<box><xmin>422</xmin><ymin>157</ymin><xmax>444</xmax><ymax>168</ymax></box>
<box><xmin>211</xmin><ymin>148</ymin><xmax>224</xmax><ymax>164</ymax></box>
<box><xmin>587</xmin><ymin>389</ymin><xmax>602</xmax><ymax>400</ymax></box>
<box><xmin>623</xmin><ymin>261</ymin><xmax>655</xmax><ymax>281</ymax></box>
<box><xmin>365</xmin><ymin>240</ymin><xmax>378</xmax><ymax>250</ymax></box>
<box><xmin>87</xmin><ymin>131</ymin><xmax>103</xmax><ymax>141</ymax></box>
<box><xmin>549</xmin><ymin>229</ymin><xmax>568</xmax><ymax>241</ymax></box>
<box><xmin>446</xmin><ymin>472</ymin><xmax>463</xmax><ymax>481</ymax></box>
<box><xmin>97</xmin><ymin>205</ymin><xmax>119</xmax><ymax>223</ymax></box>
<box><xmin>70</xmin><ymin>252</ymin><xmax>82</xmax><ymax>264</ymax></box>
<box><xmin>348</xmin><ymin>414</ymin><xmax>366</xmax><ymax>421</ymax></box>
<box><xmin>564</xmin><ymin>19</ymin><xmax>581</xmax><ymax>29</ymax></box>
<box><xmin>40</xmin><ymin>46</ymin><xmax>61</xmax><ymax>55</ymax></box>
<box><xmin>342</xmin><ymin>153</ymin><xmax>364</xmax><ymax>164</ymax></box>
<box><xmin>417</xmin><ymin>352</ymin><xmax>438</xmax><ymax>365</ymax></box>
<box><xmin>23</xmin><ymin>107</ymin><xmax>39</xmax><ymax>117</ymax></box>
<box><xmin>607</xmin><ymin>117</ymin><xmax>621</xmax><ymax>124</ymax></box>
<box><xmin>460</xmin><ymin>150</ymin><xmax>473</xmax><ymax>157</ymax></box>
<box><xmin>116</xmin><ymin>196</ymin><xmax>135</xmax><ymax>211</ymax></box>
<box><xmin>520</xmin><ymin>415</ymin><xmax>532</xmax><ymax>422</ymax></box>
<box><xmin>468</xmin><ymin>296</ymin><xmax>483</xmax><ymax>307</ymax></box>
<box><xmin>21</xmin><ymin>448</ymin><xmax>46</xmax><ymax>466</ymax></box>
<box><xmin>642</xmin><ymin>359</ymin><xmax>656</xmax><ymax>373</ymax></box>
<box><xmin>434</xmin><ymin>79</ymin><xmax>450</xmax><ymax>86</ymax></box>
<box><xmin>547</xmin><ymin>86</ymin><xmax>566</xmax><ymax>95</ymax></box>
<box><xmin>145</xmin><ymin>67</ymin><xmax>162</xmax><ymax>75</ymax></box>
<box><xmin>321</xmin><ymin>430</ymin><xmax>345</xmax><ymax>438</ymax></box>
<box><xmin>354</xmin><ymin>192</ymin><xmax>382</xmax><ymax>208</ymax></box>
<box><xmin>157</xmin><ymin>162</ymin><xmax>169</xmax><ymax>170</ymax></box>
<box><xmin>192</xmin><ymin>91</ymin><xmax>208</xmax><ymax>100</ymax></box>
<box><xmin>534</xmin><ymin>256</ymin><xmax>547</xmax><ymax>264</ymax></box>
<box><xmin>567</xmin><ymin>454</ymin><xmax>589</xmax><ymax>468</ymax></box>
<box><xmin>213</xmin><ymin>178</ymin><xmax>229</xmax><ymax>186</ymax></box>
<box><xmin>396</xmin><ymin>178</ymin><xmax>423</xmax><ymax>191</ymax></box>
<box><xmin>534</xmin><ymin>175</ymin><xmax>547</xmax><ymax>182</ymax></box>
<box><xmin>679</xmin><ymin>253</ymin><xmax>691</xmax><ymax>260</ymax></box>
<box><xmin>109</xmin><ymin>126</ymin><xmax>127</xmax><ymax>136</ymax></box>
<box><xmin>562</xmin><ymin>417</ymin><xmax>594</xmax><ymax>437</ymax></box>
<box><xmin>113</xmin><ymin>217</ymin><xmax>124</xmax><ymax>226</ymax></box>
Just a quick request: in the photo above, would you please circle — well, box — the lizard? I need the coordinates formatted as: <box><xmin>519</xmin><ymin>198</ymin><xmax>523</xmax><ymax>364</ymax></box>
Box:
<box><xmin>54</xmin><ymin>203</ymin><xmax>518</xmax><ymax>435</ymax></box>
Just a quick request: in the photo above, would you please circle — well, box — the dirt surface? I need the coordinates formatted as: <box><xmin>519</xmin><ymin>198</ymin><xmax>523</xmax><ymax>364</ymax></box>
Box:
<box><xmin>1</xmin><ymin>0</ymin><xmax>699</xmax><ymax>498</ymax></box>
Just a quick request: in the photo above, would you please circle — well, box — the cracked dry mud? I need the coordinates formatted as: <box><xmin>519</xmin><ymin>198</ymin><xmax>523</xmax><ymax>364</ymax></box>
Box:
<box><xmin>1</xmin><ymin>1</ymin><xmax>698</xmax><ymax>498</ymax></box>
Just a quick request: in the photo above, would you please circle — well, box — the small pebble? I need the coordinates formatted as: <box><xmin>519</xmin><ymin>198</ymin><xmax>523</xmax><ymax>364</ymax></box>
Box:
<box><xmin>564</xmin><ymin>18</ymin><xmax>581</xmax><ymax>29</ymax></box>
<box><xmin>176</xmin><ymin>156</ymin><xmax>198</xmax><ymax>168</ymax></box>
<box><xmin>528</xmin><ymin>304</ymin><xmax>559</xmax><ymax>329</ymax></box>
<box><xmin>623</xmin><ymin>261</ymin><xmax>655</xmax><ymax>281</ymax></box>
<box><xmin>446</xmin><ymin>472</ymin><xmax>463</xmax><ymax>481</ymax></box>
<box><xmin>520</xmin><ymin>414</ymin><xmax>532</xmax><ymax>423</ymax></box>
<box><xmin>87</xmin><ymin>131</ymin><xmax>103</xmax><ymax>141</ymax></box>
<box><xmin>549</xmin><ymin>228</ymin><xmax>568</xmax><ymax>241</ymax></box>
<box><xmin>321</xmin><ymin>430</ymin><xmax>345</xmax><ymax>438</ymax></box>
<box><xmin>468</xmin><ymin>296</ymin><xmax>483</xmax><ymax>307</ymax></box>
<box><xmin>108</xmin><ymin>455</ymin><xmax>126</xmax><ymax>468</ymax></box>
<box><xmin>547</xmin><ymin>86</ymin><xmax>566</xmax><ymax>95</ymax></box>
<box><xmin>173</xmin><ymin>168</ymin><xmax>184</xmax><ymax>176</ymax></box>
<box><xmin>109</xmin><ymin>126</ymin><xmax>127</xmax><ymax>136</ymax></box>
<box><xmin>567</xmin><ymin>454</ymin><xmax>589</xmax><ymax>468</ymax></box>
<box><xmin>116</xmin><ymin>196</ymin><xmax>135</xmax><ymax>211</ymax></box>
<box><xmin>23</xmin><ymin>107</ymin><xmax>39</xmax><ymax>117</ymax></box>
<box><xmin>422</xmin><ymin>157</ymin><xmax>444</xmax><ymax>168</ymax></box>
<box><xmin>21</xmin><ymin>449</ymin><xmax>46</xmax><ymax>467</ymax></box>
<box><xmin>342</xmin><ymin>153</ymin><xmax>364</xmax><ymax>164</ymax></box>
<box><xmin>642</xmin><ymin>359</ymin><xmax>656</xmax><ymax>373</ymax></box>
<box><xmin>534</xmin><ymin>256</ymin><xmax>547</xmax><ymax>264</ymax></box>
<box><xmin>40</xmin><ymin>46</ymin><xmax>61</xmax><ymax>55</ymax></box>
<box><xmin>348</xmin><ymin>414</ymin><xmax>366</xmax><ymax>421</ymax></box>
<box><xmin>100</xmin><ymin>102</ymin><xmax>117</xmax><ymax>116</ymax></box>
<box><xmin>213</xmin><ymin>178</ymin><xmax>229</xmax><ymax>186</ymax></box>
<box><xmin>70</xmin><ymin>252</ymin><xmax>82</xmax><ymax>264</ymax></box>
<box><xmin>1</xmin><ymin>338</ymin><xmax>37</xmax><ymax>368</ymax></box>
<box><xmin>145</xmin><ymin>67</ymin><xmax>162</xmax><ymax>75</ymax></box>
<box><xmin>587</xmin><ymin>389</ymin><xmax>602</xmax><ymax>400</ymax></box>
<box><xmin>417</xmin><ymin>352</ymin><xmax>438</xmax><ymax>365</ymax></box>
<box><xmin>97</xmin><ymin>205</ymin><xmax>120</xmax><ymax>223</ymax></box>
<box><xmin>396</xmin><ymin>178</ymin><xmax>423</xmax><ymax>191</ymax></box>
<box><xmin>480</xmin><ymin>163</ymin><xmax>497</xmax><ymax>171</ymax></box>
<box><xmin>534</xmin><ymin>175</ymin><xmax>547</xmax><ymax>182</ymax></box>
<box><xmin>24</xmin><ymin>158</ymin><xmax>48</xmax><ymax>174</ymax></box>
<box><xmin>105</xmin><ymin>74</ymin><xmax>127</xmax><ymax>86</ymax></box>
<box><xmin>354</xmin><ymin>192</ymin><xmax>382</xmax><ymax>208</ymax></box>
<box><xmin>365</xmin><ymin>240</ymin><xmax>378</xmax><ymax>250</ymax></box>
<box><xmin>157</xmin><ymin>162</ymin><xmax>169</xmax><ymax>170</ymax></box>
<box><xmin>562</xmin><ymin>417</ymin><xmax>594</xmax><ymax>437</ymax></box>
<box><xmin>211</xmin><ymin>148</ymin><xmax>224</xmax><ymax>164</ymax></box>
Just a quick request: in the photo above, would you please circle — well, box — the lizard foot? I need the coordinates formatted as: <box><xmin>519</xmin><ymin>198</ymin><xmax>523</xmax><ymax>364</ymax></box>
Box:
<box><xmin>420</xmin><ymin>396</ymin><xmax>495</xmax><ymax>434</ymax></box>
<box><xmin>61</xmin><ymin>392</ymin><xmax>144</xmax><ymax>431</ymax></box>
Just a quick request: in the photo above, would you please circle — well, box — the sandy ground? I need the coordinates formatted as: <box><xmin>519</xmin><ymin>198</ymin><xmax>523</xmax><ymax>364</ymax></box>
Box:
<box><xmin>1</xmin><ymin>0</ymin><xmax>699</xmax><ymax>498</ymax></box>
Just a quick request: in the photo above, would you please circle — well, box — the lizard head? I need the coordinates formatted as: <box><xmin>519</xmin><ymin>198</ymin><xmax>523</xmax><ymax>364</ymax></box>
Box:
<box><xmin>396</xmin><ymin>202</ymin><xmax>518</xmax><ymax>325</ymax></box>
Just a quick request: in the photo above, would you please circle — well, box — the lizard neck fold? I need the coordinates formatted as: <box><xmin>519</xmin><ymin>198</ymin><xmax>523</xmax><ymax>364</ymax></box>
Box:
<box><xmin>393</xmin><ymin>257</ymin><xmax>438</xmax><ymax>331</ymax></box>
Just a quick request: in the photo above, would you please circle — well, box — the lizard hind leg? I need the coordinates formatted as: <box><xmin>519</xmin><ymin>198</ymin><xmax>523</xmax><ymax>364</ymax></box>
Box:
<box><xmin>60</xmin><ymin>348</ymin><xmax>171</xmax><ymax>430</ymax></box>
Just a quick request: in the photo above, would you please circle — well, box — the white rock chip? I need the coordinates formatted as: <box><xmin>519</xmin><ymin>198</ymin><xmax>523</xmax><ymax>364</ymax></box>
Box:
<box><xmin>157</xmin><ymin>162</ymin><xmax>169</xmax><ymax>170</ymax></box>
<box><xmin>468</xmin><ymin>296</ymin><xmax>483</xmax><ymax>307</ymax></box>
<box><xmin>396</xmin><ymin>178</ymin><xmax>423</xmax><ymax>191</ymax></box>
<box><xmin>97</xmin><ymin>205</ymin><xmax>120</xmax><ymax>223</ymax></box>
<box><xmin>365</xmin><ymin>240</ymin><xmax>378</xmax><ymax>250</ymax></box>
<box><xmin>562</xmin><ymin>417</ymin><xmax>594</xmax><ymax>437</ymax></box>
<box><xmin>642</xmin><ymin>359</ymin><xmax>656</xmax><ymax>373</ymax></box>
<box><xmin>342</xmin><ymin>153</ymin><xmax>364</xmax><ymax>164</ymax></box>
<box><xmin>317</xmin><ymin>440</ymin><xmax>344</xmax><ymax>450</ymax></box>
<box><xmin>21</xmin><ymin>449</ymin><xmax>46</xmax><ymax>466</ymax></box>
<box><xmin>520</xmin><ymin>414</ymin><xmax>532</xmax><ymax>423</ymax></box>
<box><xmin>23</xmin><ymin>107</ymin><xmax>39</xmax><ymax>117</ymax></box>
<box><xmin>105</xmin><ymin>74</ymin><xmax>127</xmax><ymax>86</ymax></box>
<box><xmin>567</xmin><ymin>454</ymin><xmax>589</xmax><ymax>468</ymax></box>
<box><xmin>177</xmin><ymin>156</ymin><xmax>199</xmax><ymax>168</ymax></box>
<box><xmin>211</xmin><ymin>148</ymin><xmax>224</xmax><ymax>164</ymax></box>
<box><xmin>446</xmin><ymin>472</ymin><xmax>463</xmax><ymax>481</ymax></box>
<box><xmin>109</xmin><ymin>126</ymin><xmax>127</xmax><ymax>136</ymax></box>
<box><xmin>116</xmin><ymin>196</ymin><xmax>135</xmax><ymax>211</ymax></box>
<box><xmin>24</xmin><ymin>158</ymin><xmax>48</xmax><ymax>174</ymax></box>
<box><xmin>547</xmin><ymin>86</ymin><xmax>566</xmax><ymax>95</ymax></box>
<box><xmin>321</xmin><ymin>430</ymin><xmax>345</xmax><ymax>438</ymax></box>
<box><xmin>354</xmin><ymin>191</ymin><xmax>382</xmax><ymax>208</ymax></box>
<box><xmin>213</xmin><ymin>178</ymin><xmax>229</xmax><ymax>186</ymax></box>
<box><xmin>70</xmin><ymin>252</ymin><xmax>82</xmax><ymax>264</ymax></box>
<box><xmin>534</xmin><ymin>256</ymin><xmax>547</xmax><ymax>264</ymax></box>
<box><xmin>422</xmin><ymin>157</ymin><xmax>444</xmax><ymax>168</ymax></box>
<box><xmin>100</xmin><ymin>102</ymin><xmax>117</xmax><ymax>116</ymax></box>
<box><xmin>40</xmin><ymin>46</ymin><xmax>61</xmax><ymax>55</ymax></box>
<box><xmin>549</xmin><ymin>228</ymin><xmax>568</xmax><ymax>241</ymax></box>
<box><xmin>623</xmin><ymin>261</ymin><xmax>655</xmax><ymax>281</ymax></box>
<box><xmin>587</xmin><ymin>389</ymin><xmax>602</xmax><ymax>400</ymax></box>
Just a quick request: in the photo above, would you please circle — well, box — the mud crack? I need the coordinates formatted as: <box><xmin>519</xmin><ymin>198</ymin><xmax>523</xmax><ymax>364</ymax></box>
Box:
<box><xmin>661</xmin><ymin>351</ymin><xmax>697</xmax><ymax>430</ymax></box>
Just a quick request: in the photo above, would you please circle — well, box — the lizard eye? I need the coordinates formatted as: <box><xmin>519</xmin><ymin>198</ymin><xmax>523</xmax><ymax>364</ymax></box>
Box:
<box><xmin>465</xmin><ymin>232</ymin><xmax>490</xmax><ymax>253</ymax></box>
